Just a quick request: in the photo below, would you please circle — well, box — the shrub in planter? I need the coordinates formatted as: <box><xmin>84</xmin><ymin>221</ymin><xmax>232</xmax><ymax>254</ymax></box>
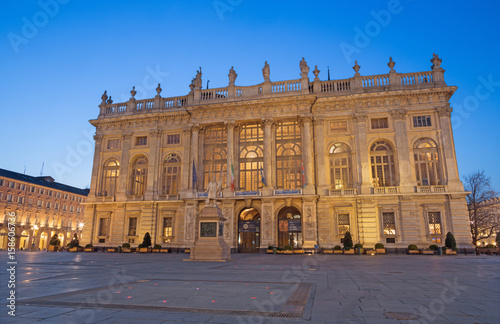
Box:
<box><xmin>85</xmin><ymin>244</ymin><xmax>93</xmax><ymax>248</ymax></box>
<box><xmin>445</xmin><ymin>232</ymin><xmax>457</xmax><ymax>250</ymax></box>
<box><xmin>407</xmin><ymin>244</ymin><xmax>418</xmax><ymax>250</ymax></box>
<box><xmin>429</xmin><ymin>244</ymin><xmax>438</xmax><ymax>250</ymax></box>
<box><xmin>153</xmin><ymin>244</ymin><xmax>162</xmax><ymax>250</ymax></box>
<box><xmin>268</xmin><ymin>245</ymin><xmax>274</xmax><ymax>250</ymax></box>
<box><xmin>343</xmin><ymin>232</ymin><xmax>353</xmax><ymax>250</ymax></box>
<box><xmin>375</xmin><ymin>243</ymin><xmax>384</xmax><ymax>249</ymax></box>
<box><xmin>354</xmin><ymin>243</ymin><xmax>363</xmax><ymax>249</ymax></box>
<box><xmin>139</xmin><ymin>232</ymin><xmax>152</xmax><ymax>249</ymax></box>
<box><xmin>284</xmin><ymin>245</ymin><xmax>292</xmax><ymax>251</ymax></box>
<box><xmin>68</xmin><ymin>233</ymin><xmax>79</xmax><ymax>248</ymax></box>
<box><xmin>333</xmin><ymin>245</ymin><xmax>342</xmax><ymax>250</ymax></box>
<box><xmin>122</xmin><ymin>243</ymin><xmax>131</xmax><ymax>248</ymax></box>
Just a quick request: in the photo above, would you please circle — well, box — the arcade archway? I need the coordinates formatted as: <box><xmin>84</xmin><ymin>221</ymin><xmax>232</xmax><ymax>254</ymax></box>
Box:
<box><xmin>277</xmin><ymin>206</ymin><xmax>302</xmax><ymax>248</ymax></box>
<box><xmin>238</xmin><ymin>208</ymin><xmax>260</xmax><ymax>253</ymax></box>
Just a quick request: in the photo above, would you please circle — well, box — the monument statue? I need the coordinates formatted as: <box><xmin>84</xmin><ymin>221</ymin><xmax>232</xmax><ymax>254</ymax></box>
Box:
<box><xmin>205</xmin><ymin>176</ymin><xmax>222</xmax><ymax>205</ymax></box>
<box><xmin>194</xmin><ymin>67</ymin><xmax>202</xmax><ymax>89</ymax></box>
<box><xmin>300</xmin><ymin>57</ymin><xmax>309</xmax><ymax>78</ymax></box>
<box><xmin>262</xmin><ymin>61</ymin><xmax>270</xmax><ymax>82</ymax></box>
<box><xmin>228</xmin><ymin>66</ymin><xmax>237</xmax><ymax>86</ymax></box>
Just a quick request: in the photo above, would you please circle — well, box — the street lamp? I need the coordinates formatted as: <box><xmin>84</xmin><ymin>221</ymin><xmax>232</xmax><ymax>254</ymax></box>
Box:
<box><xmin>30</xmin><ymin>224</ymin><xmax>39</xmax><ymax>251</ymax></box>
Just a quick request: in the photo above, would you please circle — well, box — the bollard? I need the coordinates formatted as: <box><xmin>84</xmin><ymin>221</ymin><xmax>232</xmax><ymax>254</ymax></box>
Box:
<box><xmin>273</xmin><ymin>247</ymin><xmax>277</xmax><ymax>255</ymax></box>
<box><xmin>438</xmin><ymin>246</ymin><xmax>443</xmax><ymax>255</ymax></box>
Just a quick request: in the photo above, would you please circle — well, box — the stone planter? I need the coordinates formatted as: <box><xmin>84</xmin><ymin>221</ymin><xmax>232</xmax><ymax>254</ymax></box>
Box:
<box><xmin>323</xmin><ymin>249</ymin><xmax>333</xmax><ymax>254</ymax></box>
<box><xmin>283</xmin><ymin>250</ymin><xmax>293</xmax><ymax>255</ymax></box>
<box><xmin>138</xmin><ymin>247</ymin><xmax>150</xmax><ymax>253</ymax></box>
<box><xmin>444</xmin><ymin>249</ymin><xmax>457</xmax><ymax>255</ymax></box>
<box><xmin>293</xmin><ymin>249</ymin><xmax>304</xmax><ymax>254</ymax></box>
<box><xmin>184</xmin><ymin>248</ymin><xmax>191</xmax><ymax>254</ymax></box>
<box><xmin>276</xmin><ymin>250</ymin><xmax>284</xmax><ymax>254</ymax></box>
<box><xmin>375</xmin><ymin>248</ymin><xmax>386</xmax><ymax>254</ymax></box>
<box><xmin>122</xmin><ymin>248</ymin><xmax>131</xmax><ymax>253</ymax></box>
<box><xmin>422</xmin><ymin>250</ymin><xmax>434</xmax><ymax>255</ymax></box>
<box><xmin>408</xmin><ymin>250</ymin><xmax>419</xmax><ymax>254</ymax></box>
<box><xmin>107</xmin><ymin>248</ymin><xmax>116</xmax><ymax>253</ymax></box>
<box><xmin>48</xmin><ymin>245</ymin><xmax>58</xmax><ymax>252</ymax></box>
<box><xmin>266</xmin><ymin>249</ymin><xmax>274</xmax><ymax>254</ymax></box>
<box><xmin>84</xmin><ymin>248</ymin><xmax>93</xmax><ymax>252</ymax></box>
<box><xmin>333</xmin><ymin>250</ymin><xmax>343</xmax><ymax>254</ymax></box>
<box><xmin>344</xmin><ymin>249</ymin><xmax>355</xmax><ymax>255</ymax></box>
<box><xmin>69</xmin><ymin>247</ymin><xmax>82</xmax><ymax>252</ymax></box>
<box><xmin>160</xmin><ymin>248</ymin><xmax>170</xmax><ymax>253</ymax></box>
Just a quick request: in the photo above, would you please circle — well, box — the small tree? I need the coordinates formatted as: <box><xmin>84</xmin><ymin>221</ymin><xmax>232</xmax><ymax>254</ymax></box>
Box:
<box><xmin>68</xmin><ymin>233</ymin><xmax>79</xmax><ymax>248</ymax></box>
<box><xmin>49</xmin><ymin>234</ymin><xmax>60</xmax><ymax>246</ymax></box>
<box><xmin>343</xmin><ymin>231</ymin><xmax>353</xmax><ymax>250</ymax></box>
<box><xmin>139</xmin><ymin>232</ymin><xmax>152</xmax><ymax>248</ymax></box>
<box><xmin>445</xmin><ymin>232</ymin><xmax>457</xmax><ymax>250</ymax></box>
<box><xmin>464</xmin><ymin>170</ymin><xmax>499</xmax><ymax>245</ymax></box>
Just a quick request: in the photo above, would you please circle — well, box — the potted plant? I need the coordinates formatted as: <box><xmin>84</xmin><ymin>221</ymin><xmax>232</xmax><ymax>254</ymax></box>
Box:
<box><xmin>48</xmin><ymin>234</ymin><xmax>60</xmax><ymax>251</ymax></box>
<box><xmin>354</xmin><ymin>243</ymin><xmax>364</xmax><ymax>255</ymax></box>
<box><xmin>284</xmin><ymin>245</ymin><xmax>293</xmax><ymax>255</ymax></box>
<box><xmin>332</xmin><ymin>245</ymin><xmax>342</xmax><ymax>254</ymax></box>
<box><xmin>68</xmin><ymin>234</ymin><xmax>81</xmax><ymax>252</ymax></box>
<box><xmin>407</xmin><ymin>244</ymin><xmax>419</xmax><ymax>254</ymax></box>
<box><xmin>266</xmin><ymin>245</ymin><xmax>274</xmax><ymax>254</ymax></box>
<box><xmin>322</xmin><ymin>246</ymin><xmax>334</xmax><ymax>254</ymax></box>
<box><xmin>122</xmin><ymin>243</ymin><xmax>131</xmax><ymax>253</ymax></box>
<box><xmin>375</xmin><ymin>243</ymin><xmax>386</xmax><ymax>254</ymax></box>
<box><xmin>276</xmin><ymin>247</ymin><xmax>283</xmax><ymax>254</ymax></box>
<box><xmin>84</xmin><ymin>244</ymin><xmax>93</xmax><ymax>252</ymax></box>
<box><xmin>343</xmin><ymin>232</ymin><xmax>354</xmax><ymax>254</ymax></box>
<box><xmin>293</xmin><ymin>247</ymin><xmax>304</xmax><ymax>254</ymax></box>
<box><xmin>152</xmin><ymin>244</ymin><xmax>162</xmax><ymax>253</ymax></box>
<box><xmin>422</xmin><ymin>244</ymin><xmax>437</xmax><ymax>255</ymax></box>
<box><xmin>444</xmin><ymin>232</ymin><xmax>457</xmax><ymax>255</ymax></box>
<box><xmin>138</xmin><ymin>232</ymin><xmax>152</xmax><ymax>253</ymax></box>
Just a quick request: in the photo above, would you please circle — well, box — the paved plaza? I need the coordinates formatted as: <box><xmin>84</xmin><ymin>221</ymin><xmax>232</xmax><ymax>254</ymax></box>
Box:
<box><xmin>0</xmin><ymin>251</ymin><xmax>499</xmax><ymax>323</ymax></box>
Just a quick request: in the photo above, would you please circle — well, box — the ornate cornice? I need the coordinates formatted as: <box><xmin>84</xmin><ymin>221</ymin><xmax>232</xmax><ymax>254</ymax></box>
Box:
<box><xmin>436</xmin><ymin>105</ymin><xmax>452</xmax><ymax>118</ymax></box>
<box><xmin>391</xmin><ymin>108</ymin><xmax>407</xmax><ymax>120</ymax></box>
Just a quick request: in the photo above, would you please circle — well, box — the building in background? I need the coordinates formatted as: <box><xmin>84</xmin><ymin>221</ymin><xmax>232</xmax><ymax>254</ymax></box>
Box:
<box><xmin>0</xmin><ymin>168</ymin><xmax>89</xmax><ymax>250</ymax></box>
<box><xmin>470</xmin><ymin>196</ymin><xmax>500</xmax><ymax>246</ymax></box>
<box><xmin>82</xmin><ymin>54</ymin><xmax>473</xmax><ymax>252</ymax></box>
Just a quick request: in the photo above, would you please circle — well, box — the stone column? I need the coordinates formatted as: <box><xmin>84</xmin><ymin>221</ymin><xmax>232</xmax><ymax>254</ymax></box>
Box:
<box><xmin>262</xmin><ymin>119</ymin><xmax>274</xmax><ymax>195</ymax></box>
<box><xmin>300</xmin><ymin>116</ymin><xmax>315</xmax><ymax>194</ymax></box>
<box><xmin>314</xmin><ymin>117</ymin><xmax>328</xmax><ymax>195</ymax></box>
<box><xmin>436</xmin><ymin>106</ymin><xmax>463</xmax><ymax>190</ymax></box>
<box><xmin>146</xmin><ymin>128</ymin><xmax>162</xmax><ymax>200</ymax></box>
<box><xmin>90</xmin><ymin>135</ymin><xmax>104</xmax><ymax>198</ymax></box>
<box><xmin>224</xmin><ymin>122</ymin><xmax>235</xmax><ymax>197</ymax></box>
<box><xmin>190</xmin><ymin>125</ymin><xmax>200</xmax><ymax>192</ymax></box>
<box><xmin>117</xmin><ymin>132</ymin><xmax>132</xmax><ymax>199</ymax></box>
<box><xmin>391</xmin><ymin>108</ymin><xmax>413</xmax><ymax>193</ymax></box>
<box><xmin>180</xmin><ymin>128</ymin><xmax>192</xmax><ymax>198</ymax></box>
<box><xmin>260</xmin><ymin>199</ymin><xmax>275</xmax><ymax>248</ymax></box>
<box><xmin>352</xmin><ymin>112</ymin><xmax>371</xmax><ymax>194</ymax></box>
<box><xmin>302</xmin><ymin>198</ymin><xmax>318</xmax><ymax>249</ymax></box>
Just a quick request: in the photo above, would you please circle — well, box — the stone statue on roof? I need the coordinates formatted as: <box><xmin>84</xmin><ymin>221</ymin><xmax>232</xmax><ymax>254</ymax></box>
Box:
<box><xmin>300</xmin><ymin>57</ymin><xmax>309</xmax><ymax>78</ymax></box>
<box><xmin>228</xmin><ymin>66</ymin><xmax>237</xmax><ymax>86</ymax></box>
<box><xmin>262</xmin><ymin>61</ymin><xmax>270</xmax><ymax>82</ymax></box>
<box><xmin>194</xmin><ymin>67</ymin><xmax>202</xmax><ymax>90</ymax></box>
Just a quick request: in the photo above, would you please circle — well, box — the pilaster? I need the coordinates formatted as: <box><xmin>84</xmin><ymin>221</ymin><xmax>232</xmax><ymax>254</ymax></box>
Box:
<box><xmin>260</xmin><ymin>199</ymin><xmax>275</xmax><ymax>248</ymax></box>
<box><xmin>353</xmin><ymin>112</ymin><xmax>371</xmax><ymax>194</ymax></box>
<box><xmin>436</xmin><ymin>106</ymin><xmax>463</xmax><ymax>190</ymax></box>
<box><xmin>300</xmin><ymin>116</ymin><xmax>315</xmax><ymax>194</ymax></box>
<box><xmin>391</xmin><ymin>108</ymin><xmax>413</xmax><ymax>193</ymax></box>
<box><xmin>262</xmin><ymin>119</ymin><xmax>274</xmax><ymax>195</ymax></box>
<box><xmin>117</xmin><ymin>132</ymin><xmax>132</xmax><ymax>199</ymax></box>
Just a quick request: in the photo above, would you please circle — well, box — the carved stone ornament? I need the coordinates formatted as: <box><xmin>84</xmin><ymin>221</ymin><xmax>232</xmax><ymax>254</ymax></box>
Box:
<box><xmin>353</xmin><ymin>60</ymin><xmax>361</xmax><ymax>76</ymax></box>
<box><xmin>431</xmin><ymin>53</ymin><xmax>443</xmax><ymax>70</ymax></box>
<box><xmin>436</xmin><ymin>106</ymin><xmax>452</xmax><ymax>117</ymax></box>
<box><xmin>101</xmin><ymin>90</ymin><xmax>108</xmax><ymax>103</ymax></box>
<box><xmin>156</xmin><ymin>83</ymin><xmax>162</xmax><ymax>97</ymax></box>
<box><xmin>387</xmin><ymin>57</ymin><xmax>396</xmax><ymax>73</ymax></box>
<box><xmin>391</xmin><ymin>108</ymin><xmax>407</xmax><ymax>120</ymax></box>
<box><xmin>93</xmin><ymin>134</ymin><xmax>104</xmax><ymax>143</ymax></box>
<box><xmin>121</xmin><ymin>132</ymin><xmax>132</xmax><ymax>141</ymax></box>
<box><xmin>313</xmin><ymin>65</ymin><xmax>320</xmax><ymax>80</ymax></box>
<box><xmin>106</xmin><ymin>96</ymin><xmax>113</xmax><ymax>104</ymax></box>
<box><xmin>130</xmin><ymin>86</ymin><xmax>136</xmax><ymax>99</ymax></box>
<box><xmin>352</xmin><ymin>111</ymin><xmax>367</xmax><ymax>123</ymax></box>
<box><xmin>150</xmin><ymin>128</ymin><xmax>162</xmax><ymax>138</ymax></box>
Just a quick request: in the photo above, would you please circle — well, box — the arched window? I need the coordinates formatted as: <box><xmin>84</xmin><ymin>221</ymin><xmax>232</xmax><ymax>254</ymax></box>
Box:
<box><xmin>162</xmin><ymin>154</ymin><xmax>181</xmax><ymax>196</ymax></box>
<box><xmin>100</xmin><ymin>158</ymin><xmax>119</xmax><ymax>196</ymax></box>
<box><xmin>414</xmin><ymin>138</ymin><xmax>441</xmax><ymax>186</ymax></box>
<box><xmin>370</xmin><ymin>140</ymin><xmax>396</xmax><ymax>187</ymax></box>
<box><xmin>276</xmin><ymin>121</ymin><xmax>302</xmax><ymax>190</ymax></box>
<box><xmin>131</xmin><ymin>156</ymin><xmax>148</xmax><ymax>196</ymax></box>
<box><xmin>203</xmin><ymin>125</ymin><xmax>227</xmax><ymax>190</ymax></box>
<box><xmin>239</xmin><ymin>123</ymin><xmax>264</xmax><ymax>191</ymax></box>
<box><xmin>329</xmin><ymin>143</ymin><xmax>353</xmax><ymax>189</ymax></box>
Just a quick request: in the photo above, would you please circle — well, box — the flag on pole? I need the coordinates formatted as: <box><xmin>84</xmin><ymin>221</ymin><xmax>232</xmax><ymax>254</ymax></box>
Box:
<box><xmin>230</xmin><ymin>163</ymin><xmax>235</xmax><ymax>191</ymax></box>
<box><xmin>260</xmin><ymin>165</ymin><xmax>267</xmax><ymax>187</ymax></box>
<box><xmin>301</xmin><ymin>158</ymin><xmax>305</xmax><ymax>188</ymax></box>
<box><xmin>192</xmin><ymin>161</ymin><xmax>197</xmax><ymax>189</ymax></box>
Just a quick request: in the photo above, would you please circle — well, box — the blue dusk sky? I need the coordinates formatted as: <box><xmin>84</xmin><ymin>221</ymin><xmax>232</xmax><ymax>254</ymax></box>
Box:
<box><xmin>1</xmin><ymin>0</ymin><xmax>499</xmax><ymax>191</ymax></box>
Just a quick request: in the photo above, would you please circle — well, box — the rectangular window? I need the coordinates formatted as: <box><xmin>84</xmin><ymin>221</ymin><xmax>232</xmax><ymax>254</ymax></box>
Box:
<box><xmin>382</xmin><ymin>212</ymin><xmax>396</xmax><ymax>235</ymax></box>
<box><xmin>371</xmin><ymin>118</ymin><xmax>389</xmax><ymax>129</ymax></box>
<box><xmin>136</xmin><ymin>136</ymin><xmax>147</xmax><ymax>146</ymax></box>
<box><xmin>167</xmin><ymin>134</ymin><xmax>180</xmax><ymax>145</ymax></box>
<box><xmin>128</xmin><ymin>217</ymin><xmax>137</xmax><ymax>236</ymax></box>
<box><xmin>37</xmin><ymin>199</ymin><xmax>42</xmax><ymax>207</ymax></box>
<box><xmin>330</xmin><ymin>121</ymin><xmax>348</xmax><ymax>133</ymax></box>
<box><xmin>432</xmin><ymin>237</ymin><xmax>442</xmax><ymax>243</ymax></box>
<box><xmin>428</xmin><ymin>212</ymin><xmax>442</xmax><ymax>235</ymax></box>
<box><xmin>64</xmin><ymin>194</ymin><xmax>68</xmax><ymax>199</ymax></box>
<box><xmin>338</xmin><ymin>213</ymin><xmax>350</xmax><ymax>236</ymax></box>
<box><xmin>46</xmin><ymin>202</ymin><xmax>51</xmax><ymax>208</ymax></box>
<box><xmin>30</xmin><ymin>186</ymin><xmax>35</xmax><ymax>192</ymax></box>
<box><xmin>386</xmin><ymin>237</ymin><xmax>396</xmax><ymax>244</ymax></box>
<box><xmin>57</xmin><ymin>192</ymin><xmax>61</xmax><ymax>198</ymax></box>
<box><xmin>77</xmin><ymin>207</ymin><xmax>81</xmax><ymax>213</ymax></box>
<box><xmin>98</xmin><ymin>218</ymin><xmax>108</xmax><ymax>236</ymax></box>
<box><xmin>0</xmin><ymin>179</ymin><xmax>3</xmax><ymax>186</ymax></box>
<box><xmin>413</xmin><ymin>115</ymin><xmax>432</xmax><ymax>127</ymax></box>
<box><xmin>10</xmin><ymin>182</ymin><xmax>15</xmax><ymax>188</ymax></box>
<box><xmin>39</xmin><ymin>188</ymin><xmax>44</xmax><ymax>194</ymax></box>
<box><xmin>63</xmin><ymin>205</ymin><xmax>67</xmax><ymax>211</ymax></box>
<box><xmin>70</xmin><ymin>206</ymin><xmax>74</xmax><ymax>212</ymax></box>
<box><xmin>163</xmin><ymin>217</ymin><xmax>173</xmax><ymax>242</ymax></box>
<box><xmin>17</xmin><ymin>196</ymin><xmax>24</xmax><ymax>204</ymax></box>
<box><xmin>107</xmin><ymin>139</ymin><xmax>120</xmax><ymax>149</ymax></box>
<box><xmin>55</xmin><ymin>203</ymin><xmax>59</xmax><ymax>210</ymax></box>
<box><xmin>48</xmin><ymin>190</ymin><xmax>52</xmax><ymax>196</ymax></box>
<box><xmin>20</xmin><ymin>184</ymin><xmax>26</xmax><ymax>190</ymax></box>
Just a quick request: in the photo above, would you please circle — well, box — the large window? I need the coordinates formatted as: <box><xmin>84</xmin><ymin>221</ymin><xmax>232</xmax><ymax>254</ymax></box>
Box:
<box><xmin>276</xmin><ymin>121</ymin><xmax>302</xmax><ymax>189</ymax></box>
<box><xmin>131</xmin><ymin>156</ymin><xmax>148</xmax><ymax>196</ymax></box>
<box><xmin>100</xmin><ymin>158</ymin><xmax>119</xmax><ymax>196</ymax></box>
<box><xmin>371</xmin><ymin>118</ymin><xmax>389</xmax><ymax>129</ymax></box>
<box><xmin>428</xmin><ymin>212</ymin><xmax>442</xmax><ymax>235</ymax></box>
<box><xmin>370</xmin><ymin>140</ymin><xmax>397</xmax><ymax>187</ymax></box>
<box><xmin>329</xmin><ymin>143</ymin><xmax>353</xmax><ymax>189</ymax></box>
<box><xmin>413</xmin><ymin>116</ymin><xmax>431</xmax><ymax>127</ymax></box>
<box><xmin>337</xmin><ymin>213</ymin><xmax>350</xmax><ymax>236</ymax></box>
<box><xmin>414</xmin><ymin>138</ymin><xmax>441</xmax><ymax>186</ymax></box>
<box><xmin>128</xmin><ymin>217</ymin><xmax>137</xmax><ymax>236</ymax></box>
<box><xmin>203</xmin><ymin>125</ymin><xmax>227</xmax><ymax>190</ymax></box>
<box><xmin>98</xmin><ymin>218</ymin><xmax>108</xmax><ymax>236</ymax></box>
<box><xmin>162</xmin><ymin>217</ymin><xmax>173</xmax><ymax>243</ymax></box>
<box><xmin>239</xmin><ymin>124</ymin><xmax>264</xmax><ymax>191</ymax></box>
<box><xmin>162</xmin><ymin>154</ymin><xmax>181</xmax><ymax>195</ymax></box>
<box><xmin>382</xmin><ymin>212</ymin><xmax>396</xmax><ymax>235</ymax></box>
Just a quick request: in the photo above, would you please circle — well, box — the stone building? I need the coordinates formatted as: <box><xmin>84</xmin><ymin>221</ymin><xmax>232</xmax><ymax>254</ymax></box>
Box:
<box><xmin>0</xmin><ymin>168</ymin><xmax>89</xmax><ymax>250</ymax></box>
<box><xmin>470</xmin><ymin>196</ymin><xmax>500</xmax><ymax>246</ymax></box>
<box><xmin>82</xmin><ymin>54</ymin><xmax>472</xmax><ymax>252</ymax></box>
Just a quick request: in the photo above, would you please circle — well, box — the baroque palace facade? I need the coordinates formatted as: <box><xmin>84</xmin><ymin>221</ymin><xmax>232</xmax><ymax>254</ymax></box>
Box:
<box><xmin>82</xmin><ymin>54</ymin><xmax>472</xmax><ymax>252</ymax></box>
<box><xmin>0</xmin><ymin>168</ymin><xmax>88</xmax><ymax>250</ymax></box>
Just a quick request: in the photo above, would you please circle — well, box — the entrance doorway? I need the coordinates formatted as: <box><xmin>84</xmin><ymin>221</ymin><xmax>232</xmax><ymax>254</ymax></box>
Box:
<box><xmin>277</xmin><ymin>207</ymin><xmax>302</xmax><ymax>248</ymax></box>
<box><xmin>238</xmin><ymin>208</ymin><xmax>260</xmax><ymax>253</ymax></box>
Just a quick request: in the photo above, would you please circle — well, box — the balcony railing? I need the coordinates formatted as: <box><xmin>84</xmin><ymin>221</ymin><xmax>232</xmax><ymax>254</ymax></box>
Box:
<box><xmin>330</xmin><ymin>188</ymin><xmax>357</xmax><ymax>196</ymax></box>
<box><xmin>371</xmin><ymin>187</ymin><xmax>399</xmax><ymax>194</ymax></box>
<box><xmin>234</xmin><ymin>190</ymin><xmax>262</xmax><ymax>197</ymax></box>
<box><xmin>273</xmin><ymin>189</ymin><xmax>302</xmax><ymax>195</ymax></box>
<box><xmin>416</xmin><ymin>185</ymin><xmax>446</xmax><ymax>193</ymax></box>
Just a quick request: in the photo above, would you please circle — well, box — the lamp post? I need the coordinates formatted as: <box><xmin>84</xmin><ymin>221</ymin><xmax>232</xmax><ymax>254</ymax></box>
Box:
<box><xmin>30</xmin><ymin>224</ymin><xmax>39</xmax><ymax>251</ymax></box>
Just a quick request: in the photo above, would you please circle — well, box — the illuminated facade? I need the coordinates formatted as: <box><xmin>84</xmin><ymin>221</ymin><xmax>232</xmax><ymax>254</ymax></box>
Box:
<box><xmin>82</xmin><ymin>55</ymin><xmax>473</xmax><ymax>251</ymax></box>
<box><xmin>0</xmin><ymin>168</ymin><xmax>88</xmax><ymax>250</ymax></box>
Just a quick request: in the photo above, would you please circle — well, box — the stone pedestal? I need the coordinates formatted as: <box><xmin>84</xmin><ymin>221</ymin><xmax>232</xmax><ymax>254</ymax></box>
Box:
<box><xmin>186</xmin><ymin>205</ymin><xmax>230</xmax><ymax>262</ymax></box>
